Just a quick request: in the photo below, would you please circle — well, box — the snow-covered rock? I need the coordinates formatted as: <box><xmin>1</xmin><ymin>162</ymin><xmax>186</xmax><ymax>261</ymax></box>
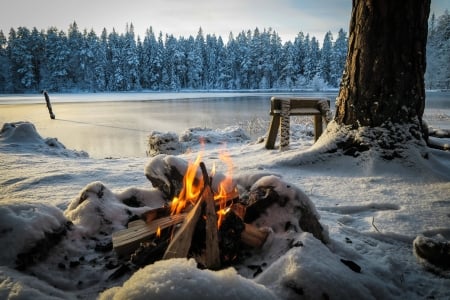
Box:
<box><xmin>0</xmin><ymin>121</ymin><xmax>88</xmax><ymax>157</ymax></box>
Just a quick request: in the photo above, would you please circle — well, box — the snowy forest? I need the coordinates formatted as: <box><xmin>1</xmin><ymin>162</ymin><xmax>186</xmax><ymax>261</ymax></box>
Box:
<box><xmin>0</xmin><ymin>11</ymin><xmax>448</xmax><ymax>93</ymax></box>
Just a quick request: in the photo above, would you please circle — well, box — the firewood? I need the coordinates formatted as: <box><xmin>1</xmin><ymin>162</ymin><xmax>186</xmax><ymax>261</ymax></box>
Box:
<box><xmin>113</xmin><ymin>213</ymin><xmax>186</xmax><ymax>256</ymax></box>
<box><xmin>218</xmin><ymin>210</ymin><xmax>245</xmax><ymax>265</ymax></box>
<box><xmin>202</xmin><ymin>163</ymin><xmax>221</xmax><ymax>270</ymax></box>
<box><xmin>142</xmin><ymin>206</ymin><xmax>170</xmax><ymax>223</ymax></box>
<box><xmin>127</xmin><ymin>219</ymin><xmax>146</xmax><ymax>228</ymax></box>
<box><xmin>130</xmin><ymin>239</ymin><xmax>170</xmax><ymax>267</ymax></box>
<box><xmin>241</xmin><ymin>224</ymin><xmax>269</xmax><ymax>248</ymax></box>
<box><xmin>163</xmin><ymin>196</ymin><xmax>204</xmax><ymax>260</ymax></box>
<box><xmin>230</xmin><ymin>203</ymin><xmax>246</xmax><ymax>219</ymax></box>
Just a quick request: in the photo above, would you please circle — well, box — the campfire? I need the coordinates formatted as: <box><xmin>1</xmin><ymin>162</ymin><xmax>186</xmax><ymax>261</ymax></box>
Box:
<box><xmin>112</xmin><ymin>152</ymin><xmax>326</xmax><ymax>273</ymax></box>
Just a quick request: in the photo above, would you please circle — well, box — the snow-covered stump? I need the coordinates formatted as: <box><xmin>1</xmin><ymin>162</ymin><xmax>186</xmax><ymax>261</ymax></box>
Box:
<box><xmin>144</xmin><ymin>154</ymin><xmax>190</xmax><ymax>200</ymax></box>
<box><xmin>279</xmin><ymin>99</ymin><xmax>290</xmax><ymax>150</ymax></box>
<box><xmin>147</xmin><ymin>131</ymin><xmax>183</xmax><ymax>157</ymax></box>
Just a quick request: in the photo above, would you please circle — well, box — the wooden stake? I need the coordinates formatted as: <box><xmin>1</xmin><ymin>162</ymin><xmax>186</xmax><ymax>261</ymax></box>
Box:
<box><xmin>42</xmin><ymin>90</ymin><xmax>55</xmax><ymax>119</ymax></box>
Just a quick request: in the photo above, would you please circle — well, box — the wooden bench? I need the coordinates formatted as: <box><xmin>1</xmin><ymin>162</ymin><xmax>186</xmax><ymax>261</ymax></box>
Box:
<box><xmin>265</xmin><ymin>97</ymin><xmax>331</xmax><ymax>149</ymax></box>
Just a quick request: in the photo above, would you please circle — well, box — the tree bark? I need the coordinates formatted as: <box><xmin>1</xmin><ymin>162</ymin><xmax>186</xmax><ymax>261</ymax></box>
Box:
<box><xmin>335</xmin><ymin>0</ymin><xmax>430</xmax><ymax>128</ymax></box>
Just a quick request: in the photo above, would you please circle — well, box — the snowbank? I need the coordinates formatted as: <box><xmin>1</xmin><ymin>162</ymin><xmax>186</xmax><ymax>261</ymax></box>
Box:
<box><xmin>0</xmin><ymin>202</ymin><xmax>67</xmax><ymax>268</ymax></box>
<box><xmin>99</xmin><ymin>258</ymin><xmax>277</xmax><ymax>300</ymax></box>
<box><xmin>0</xmin><ymin>121</ymin><xmax>88</xmax><ymax>157</ymax></box>
<box><xmin>147</xmin><ymin>126</ymin><xmax>250</xmax><ymax>156</ymax></box>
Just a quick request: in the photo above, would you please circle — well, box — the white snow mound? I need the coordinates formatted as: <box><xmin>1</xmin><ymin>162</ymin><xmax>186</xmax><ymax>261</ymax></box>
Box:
<box><xmin>0</xmin><ymin>121</ymin><xmax>88</xmax><ymax>157</ymax></box>
<box><xmin>99</xmin><ymin>258</ymin><xmax>277</xmax><ymax>300</ymax></box>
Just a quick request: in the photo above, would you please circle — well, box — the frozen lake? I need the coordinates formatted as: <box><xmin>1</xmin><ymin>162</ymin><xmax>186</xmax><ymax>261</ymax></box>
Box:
<box><xmin>1</xmin><ymin>91</ymin><xmax>449</xmax><ymax>158</ymax></box>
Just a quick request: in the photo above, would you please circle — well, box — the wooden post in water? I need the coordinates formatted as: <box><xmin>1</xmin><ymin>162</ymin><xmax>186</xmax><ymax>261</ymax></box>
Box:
<box><xmin>41</xmin><ymin>90</ymin><xmax>55</xmax><ymax>119</ymax></box>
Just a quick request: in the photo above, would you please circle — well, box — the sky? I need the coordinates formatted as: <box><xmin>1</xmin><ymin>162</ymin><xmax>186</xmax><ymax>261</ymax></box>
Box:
<box><xmin>0</xmin><ymin>0</ymin><xmax>449</xmax><ymax>44</ymax></box>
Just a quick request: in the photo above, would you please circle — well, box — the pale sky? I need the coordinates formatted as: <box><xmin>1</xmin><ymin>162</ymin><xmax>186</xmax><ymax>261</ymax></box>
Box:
<box><xmin>0</xmin><ymin>0</ymin><xmax>448</xmax><ymax>43</ymax></box>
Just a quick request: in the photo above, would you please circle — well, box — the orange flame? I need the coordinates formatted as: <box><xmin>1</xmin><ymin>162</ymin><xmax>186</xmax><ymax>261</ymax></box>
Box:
<box><xmin>214</xmin><ymin>150</ymin><xmax>238</xmax><ymax>228</ymax></box>
<box><xmin>170</xmin><ymin>152</ymin><xmax>204</xmax><ymax>215</ymax></box>
<box><xmin>156</xmin><ymin>226</ymin><xmax>161</xmax><ymax>238</ymax></box>
<box><xmin>169</xmin><ymin>150</ymin><xmax>238</xmax><ymax>229</ymax></box>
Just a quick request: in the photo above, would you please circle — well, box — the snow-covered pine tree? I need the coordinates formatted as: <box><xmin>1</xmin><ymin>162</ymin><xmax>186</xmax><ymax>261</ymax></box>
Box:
<box><xmin>279</xmin><ymin>41</ymin><xmax>296</xmax><ymax>89</ymax></box>
<box><xmin>8</xmin><ymin>27</ymin><xmax>36</xmax><ymax>91</ymax></box>
<box><xmin>42</xmin><ymin>27</ymin><xmax>70</xmax><ymax>91</ymax></box>
<box><xmin>319</xmin><ymin>31</ymin><xmax>333</xmax><ymax>86</ymax></box>
<box><xmin>426</xmin><ymin>10</ymin><xmax>450</xmax><ymax>90</ymax></box>
<box><xmin>140</xmin><ymin>27</ymin><xmax>158</xmax><ymax>89</ymax></box>
<box><xmin>331</xmin><ymin>28</ymin><xmax>348</xmax><ymax>87</ymax></box>
<box><xmin>0</xmin><ymin>30</ymin><xmax>12</xmax><ymax>92</ymax></box>
<box><xmin>67</xmin><ymin>22</ymin><xmax>83</xmax><ymax>90</ymax></box>
<box><xmin>123</xmin><ymin>23</ymin><xmax>141</xmax><ymax>91</ymax></box>
<box><xmin>303</xmin><ymin>35</ymin><xmax>321</xmax><ymax>83</ymax></box>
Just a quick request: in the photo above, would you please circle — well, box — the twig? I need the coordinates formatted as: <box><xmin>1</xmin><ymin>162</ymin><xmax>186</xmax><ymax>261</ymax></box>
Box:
<box><xmin>371</xmin><ymin>216</ymin><xmax>380</xmax><ymax>232</ymax></box>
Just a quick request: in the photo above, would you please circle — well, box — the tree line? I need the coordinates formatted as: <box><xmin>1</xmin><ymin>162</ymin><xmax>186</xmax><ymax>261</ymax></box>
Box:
<box><xmin>426</xmin><ymin>11</ymin><xmax>450</xmax><ymax>90</ymax></box>
<box><xmin>0</xmin><ymin>10</ymin><xmax>448</xmax><ymax>93</ymax></box>
<box><xmin>0</xmin><ymin>22</ymin><xmax>348</xmax><ymax>93</ymax></box>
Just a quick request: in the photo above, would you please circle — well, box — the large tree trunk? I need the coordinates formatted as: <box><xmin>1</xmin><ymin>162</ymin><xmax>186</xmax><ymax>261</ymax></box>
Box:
<box><xmin>335</xmin><ymin>0</ymin><xmax>430</xmax><ymax>128</ymax></box>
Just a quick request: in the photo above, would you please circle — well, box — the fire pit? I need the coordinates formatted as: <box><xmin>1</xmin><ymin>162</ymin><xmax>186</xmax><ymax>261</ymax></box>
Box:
<box><xmin>111</xmin><ymin>153</ymin><xmax>328</xmax><ymax>274</ymax></box>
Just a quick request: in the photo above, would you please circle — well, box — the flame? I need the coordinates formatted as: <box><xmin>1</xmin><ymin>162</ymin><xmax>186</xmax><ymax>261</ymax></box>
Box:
<box><xmin>156</xmin><ymin>226</ymin><xmax>161</xmax><ymax>238</ymax></box>
<box><xmin>169</xmin><ymin>149</ymin><xmax>238</xmax><ymax>229</ymax></box>
<box><xmin>214</xmin><ymin>150</ymin><xmax>237</xmax><ymax>228</ymax></box>
<box><xmin>170</xmin><ymin>152</ymin><xmax>204</xmax><ymax>215</ymax></box>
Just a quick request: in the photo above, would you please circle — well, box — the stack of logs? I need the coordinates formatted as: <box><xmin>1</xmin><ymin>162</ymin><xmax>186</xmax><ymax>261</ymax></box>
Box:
<box><xmin>112</xmin><ymin>162</ymin><xmax>269</xmax><ymax>270</ymax></box>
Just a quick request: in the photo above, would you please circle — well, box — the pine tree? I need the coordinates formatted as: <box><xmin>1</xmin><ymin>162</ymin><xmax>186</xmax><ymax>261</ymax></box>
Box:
<box><xmin>236</xmin><ymin>30</ymin><xmax>252</xmax><ymax>89</ymax></box>
<box><xmin>292</xmin><ymin>32</ymin><xmax>308</xmax><ymax>88</ymax></box>
<box><xmin>8</xmin><ymin>27</ymin><xmax>36</xmax><ymax>91</ymax></box>
<box><xmin>67</xmin><ymin>22</ymin><xmax>83</xmax><ymax>89</ymax></box>
<box><xmin>426</xmin><ymin>10</ymin><xmax>450</xmax><ymax>89</ymax></box>
<box><xmin>42</xmin><ymin>27</ymin><xmax>71</xmax><ymax>91</ymax></box>
<box><xmin>304</xmin><ymin>35</ymin><xmax>321</xmax><ymax>83</ymax></box>
<box><xmin>123</xmin><ymin>23</ymin><xmax>141</xmax><ymax>90</ymax></box>
<box><xmin>280</xmin><ymin>41</ymin><xmax>296</xmax><ymax>89</ymax></box>
<box><xmin>223</xmin><ymin>32</ymin><xmax>238</xmax><ymax>89</ymax></box>
<box><xmin>0</xmin><ymin>30</ymin><xmax>12</xmax><ymax>92</ymax></box>
<box><xmin>320</xmin><ymin>31</ymin><xmax>333</xmax><ymax>86</ymax></box>
<box><xmin>100</xmin><ymin>28</ymin><xmax>112</xmax><ymax>91</ymax></box>
<box><xmin>331</xmin><ymin>28</ymin><xmax>348</xmax><ymax>87</ymax></box>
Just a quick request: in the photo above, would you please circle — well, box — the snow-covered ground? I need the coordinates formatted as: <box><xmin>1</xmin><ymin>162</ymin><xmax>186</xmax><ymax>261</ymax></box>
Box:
<box><xmin>1</xmin><ymin>106</ymin><xmax>450</xmax><ymax>299</ymax></box>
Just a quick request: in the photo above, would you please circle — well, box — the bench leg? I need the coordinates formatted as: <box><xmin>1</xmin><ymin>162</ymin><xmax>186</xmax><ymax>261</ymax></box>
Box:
<box><xmin>280</xmin><ymin>100</ymin><xmax>290</xmax><ymax>150</ymax></box>
<box><xmin>265</xmin><ymin>115</ymin><xmax>280</xmax><ymax>149</ymax></box>
<box><xmin>313</xmin><ymin>115</ymin><xmax>323</xmax><ymax>142</ymax></box>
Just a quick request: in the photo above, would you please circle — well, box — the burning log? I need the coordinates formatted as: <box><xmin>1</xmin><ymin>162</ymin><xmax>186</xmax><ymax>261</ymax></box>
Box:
<box><xmin>112</xmin><ymin>213</ymin><xmax>186</xmax><ymax>256</ymax></box>
<box><xmin>163</xmin><ymin>162</ymin><xmax>221</xmax><ymax>270</ymax></box>
<box><xmin>201</xmin><ymin>163</ymin><xmax>221</xmax><ymax>269</ymax></box>
<box><xmin>142</xmin><ymin>205</ymin><xmax>170</xmax><ymax>223</ymax></box>
<box><xmin>241</xmin><ymin>224</ymin><xmax>269</xmax><ymax>249</ymax></box>
<box><xmin>162</xmin><ymin>194</ymin><xmax>204</xmax><ymax>260</ymax></box>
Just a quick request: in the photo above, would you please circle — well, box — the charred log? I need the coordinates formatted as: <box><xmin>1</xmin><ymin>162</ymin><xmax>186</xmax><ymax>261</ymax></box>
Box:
<box><xmin>218</xmin><ymin>211</ymin><xmax>245</xmax><ymax>266</ymax></box>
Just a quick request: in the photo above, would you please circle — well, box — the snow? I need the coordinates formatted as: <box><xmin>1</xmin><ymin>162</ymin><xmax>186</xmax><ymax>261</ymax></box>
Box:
<box><xmin>1</xmin><ymin>111</ymin><xmax>450</xmax><ymax>299</ymax></box>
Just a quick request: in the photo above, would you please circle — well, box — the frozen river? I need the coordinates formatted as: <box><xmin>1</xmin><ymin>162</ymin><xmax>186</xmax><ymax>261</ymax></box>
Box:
<box><xmin>1</xmin><ymin>91</ymin><xmax>449</xmax><ymax>158</ymax></box>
